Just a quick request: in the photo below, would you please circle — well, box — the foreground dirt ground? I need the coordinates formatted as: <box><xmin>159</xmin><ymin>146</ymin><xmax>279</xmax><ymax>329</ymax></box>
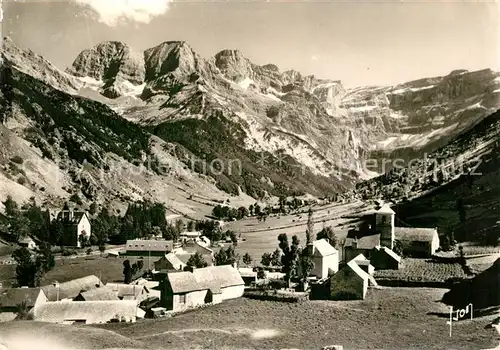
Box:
<box><xmin>99</xmin><ymin>287</ymin><xmax>499</xmax><ymax>349</ymax></box>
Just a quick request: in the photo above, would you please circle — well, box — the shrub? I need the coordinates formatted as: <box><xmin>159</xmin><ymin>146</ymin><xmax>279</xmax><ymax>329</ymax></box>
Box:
<box><xmin>17</xmin><ymin>177</ymin><xmax>27</xmax><ymax>185</ymax></box>
<box><xmin>61</xmin><ymin>248</ymin><xmax>77</xmax><ymax>256</ymax></box>
<box><xmin>69</xmin><ymin>193</ymin><xmax>83</xmax><ymax>205</ymax></box>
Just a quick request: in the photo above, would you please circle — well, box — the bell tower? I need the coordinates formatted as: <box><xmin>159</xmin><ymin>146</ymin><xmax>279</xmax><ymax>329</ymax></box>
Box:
<box><xmin>374</xmin><ymin>204</ymin><xmax>395</xmax><ymax>249</ymax></box>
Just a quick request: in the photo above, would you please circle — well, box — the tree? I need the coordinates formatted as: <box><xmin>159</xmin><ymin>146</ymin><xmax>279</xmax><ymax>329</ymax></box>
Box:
<box><xmin>254</xmin><ymin>204</ymin><xmax>261</xmax><ymax>216</ymax></box>
<box><xmin>306</xmin><ymin>208</ymin><xmax>313</xmax><ymax>245</ymax></box>
<box><xmin>249</xmin><ymin>204</ymin><xmax>254</xmax><ymax>216</ymax></box>
<box><xmin>123</xmin><ymin>260</ymin><xmax>132</xmax><ymax>284</ymax></box>
<box><xmin>35</xmin><ymin>243</ymin><xmax>55</xmax><ymax>273</ymax></box>
<box><xmin>271</xmin><ymin>249</ymin><xmax>282</xmax><ymax>266</ymax></box>
<box><xmin>12</xmin><ymin>248</ymin><xmax>41</xmax><ymax>287</ymax></box>
<box><xmin>88</xmin><ymin>202</ymin><xmax>98</xmax><ymax>216</ymax></box>
<box><xmin>137</xmin><ymin>259</ymin><xmax>144</xmax><ymax>270</ymax></box>
<box><xmin>186</xmin><ymin>221</ymin><xmax>195</xmax><ymax>231</ymax></box>
<box><xmin>261</xmin><ymin>252</ymin><xmax>272</xmax><ymax>266</ymax></box>
<box><xmin>187</xmin><ymin>252</ymin><xmax>208</xmax><ymax>268</ymax></box>
<box><xmin>16</xmin><ymin>300</ymin><xmax>32</xmax><ymax>320</ymax></box>
<box><xmin>3</xmin><ymin>195</ymin><xmax>19</xmax><ymax>217</ymax></box>
<box><xmin>237</xmin><ymin>206</ymin><xmax>249</xmax><ymax>219</ymax></box>
<box><xmin>456</xmin><ymin>198</ymin><xmax>466</xmax><ymax>223</ymax></box>
<box><xmin>278</xmin><ymin>234</ymin><xmax>300</xmax><ymax>287</ymax></box>
<box><xmin>242</xmin><ymin>252</ymin><xmax>252</xmax><ymax>266</ymax></box>
<box><xmin>316</xmin><ymin>226</ymin><xmax>337</xmax><ymax>247</ymax></box>
<box><xmin>99</xmin><ymin>243</ymin><xmax>106</xmax><ymax>255</ymax></box>
<box><xmin>299</xmin><ymin>249</ymin><xmax>314</xmax><ymax>285</ymax></box>
<box><xmin>215</xmin><ymin>246</ymin><xmax>238</xmax><ymax>266</ymax></box>
<box><xmin>175</xmin><ymin>219</ymin><xmax>184</xmax><ymax>234</ymax></box>
<box><xmin>226</xmin><ymin>230</ymin><xmax>238</xmax><ymax>246</ymax></box>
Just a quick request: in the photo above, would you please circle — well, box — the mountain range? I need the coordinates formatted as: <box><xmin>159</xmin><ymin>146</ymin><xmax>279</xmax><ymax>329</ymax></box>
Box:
<box><xmin>1</xmin><ymin>37</ymin><xmax>499</xmax><ymax>218</ymax></box>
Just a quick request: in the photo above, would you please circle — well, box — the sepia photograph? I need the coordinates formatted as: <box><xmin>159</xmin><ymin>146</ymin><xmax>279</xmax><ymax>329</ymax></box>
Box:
<box><xmin>0</xmin><ymin>0</ymin><xmax>499</xmax><ymax>349</ymax></box>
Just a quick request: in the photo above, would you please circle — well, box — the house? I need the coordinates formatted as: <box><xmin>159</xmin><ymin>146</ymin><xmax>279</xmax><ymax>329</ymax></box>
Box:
<box><xmin>57</xmin><ymin>209</ymin><xmax>91</xmax><ymax>248</ymax></box>
<box><xmin>343</xmin><ymin>203</ymin><xmax>440</xmax><ymax>259</ymax></box>
<box><xmin>307</xmin><ymin>239</ymin><xmax>339</xmax><ymax>280</ymax></box>
<box><xmin>329</xmin><ymin>254</ymin><xmax>377</xmax><ymax>300</ymax></box>
<box><xmin>105</xmin><ymin>283</ymin><xmax>149</xmax><ymax>302</ymax></box>
<box><xmin>179</xmin><ymin>231</ymin><xmax>201</xmax><ymax>242</ymax></box>
<box><xmin>161</xmin><ymin>265</ymin><xmax>244</xmax><ymax>312</ymax></box>
<box><xmin>19</xmin><ymin>237</ymin><xmax>37</xmax><ymax>250</ymax></box>
<box><xmin>174</xmin><ymin>241</ymin><xmax>215</xmax><ymax>266</ymax></box>
<box><xmin>238</xmin><ymin>267</ymin><xmax>257</xmax><ymax>286</ymax></box>
<box><xmin>154</xmin><ymin>253</ymin><xmax>186</xmax><ymax>271</ymax></box>
<box><xmin>371</xmin><ymin>246</ymin><xmax>402</xmax><ymax>270</ymax></box>
<box><xmin>125</xmin><ymin>239</ymin><xmax>174</xmax><ymax>257</ymax></box>
<box><xmin>31</xmin><ymin>300</ymin><xmax>145</xmax><ymax>324</ymax></box>
<box><xmin>394</xmin><ymin>227</ymin><xmax>440</xmax><ymax>257</ymax></box>
<box><xmin>0</xmin><ymin>288</ymin><xmax>48</xmax><ymax>321</ymax></box>
<box><xmin>41</xmin><ymin>275</ymin><xmax>102</xmax><ymax>301</ymax></box>
<box><xmin>73</xmin><ymin>287</ymin><xmax>120</xmax><ymax>301</ymax></box>
<box><xmin>197</xmin><ymin>236</ymin><xmax>211</xmax><ymax>247</ymax></box>
<box><xmin>131</xmin><ymin>279</ymin><xmax>161</xmax><ymax>299</ymax></box>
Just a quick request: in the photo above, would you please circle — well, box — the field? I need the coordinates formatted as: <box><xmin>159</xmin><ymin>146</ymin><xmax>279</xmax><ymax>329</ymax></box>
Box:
<box><xmin>0</xmin><ymin>255</ymin><xmax>147</xmax><ymax>287</ymax></box>
<box><xmin>93</xmin><ymin>287</ymin><xmax>498</xmax><ymax>349</ymax></box>
<box><xmin>227</xmin><ymin>201</ymin><xmax>366</xmax><ymax>261</ymax></box>
<box><xmin>374</xmin><ymin>258</ymin><xmax>468</xmax><ymax>284</ymax></box>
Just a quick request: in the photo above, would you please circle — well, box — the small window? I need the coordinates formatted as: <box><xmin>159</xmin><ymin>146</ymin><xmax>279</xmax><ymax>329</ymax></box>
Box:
<box><xmin>179</xmin><ymin>294</ymin><xmax>186</xmax><ymax>304</ymax></box>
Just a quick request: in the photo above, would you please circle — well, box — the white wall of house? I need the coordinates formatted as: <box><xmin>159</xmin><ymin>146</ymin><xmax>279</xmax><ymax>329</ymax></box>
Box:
<box><xmin>312</xmin><ymin>253</ymin><xmax>339</xmax><ymax>279</ymax></box>
<box><xmin>220</xmin><ymin>284</ymin><xmax>245</xmax><ymax>301</ymax></box>
<box><xmin>77</xmin><ymin>215</ymin><xmax>92</xmax><ymax>247</ymax></box>
<box><xmin>172</xmin><ymin>290</ymin><xmax>207</xmax><ymax>312</ymax></box>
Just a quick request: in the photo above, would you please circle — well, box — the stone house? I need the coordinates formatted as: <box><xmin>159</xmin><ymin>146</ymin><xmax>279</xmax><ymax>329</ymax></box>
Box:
<box><xmin>307</xmin><ymin>239</ymin><xmax>339</xmax><ymax>280</ymax></box>
<box><xmin>57</xmin><ymin>209</ymin><xmax>91</xmax><ymax>248</ymax></box>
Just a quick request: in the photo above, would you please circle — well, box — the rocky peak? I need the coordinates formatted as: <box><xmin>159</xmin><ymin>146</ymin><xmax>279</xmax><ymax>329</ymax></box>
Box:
<box><xmin>214</xmin><ymin>49</ymin><xmax>255</xmax><ymax>83</ymax></box>
<box><xmin>68</xmin><ymin>41</ymin><xmax>145</xmax><ymax>98</ymax></box>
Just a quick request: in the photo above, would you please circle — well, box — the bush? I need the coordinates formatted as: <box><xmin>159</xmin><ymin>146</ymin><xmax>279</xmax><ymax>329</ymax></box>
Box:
<box><xmin>17</xmin><ymin>177</ymin><xmax>27</xmax><ymax>185</ymax></box>
<box><xmin>61</xmin><ymin>248</ymin><xmax>77</xmax><ymax>256</ymax></box>
<box><xmin>10</xmin><ymin>156</ymin><xmax>24</xmax><ymax>164</ymax></box>
<box><xmin>69</xmin><ymin>193</ymin><xmax>83</xmax><ymax>205</ymax></box>
<box><xmin>86</xmin><ymin>248</ymin><xmax>92</xmax><ymax>255</ymax></box>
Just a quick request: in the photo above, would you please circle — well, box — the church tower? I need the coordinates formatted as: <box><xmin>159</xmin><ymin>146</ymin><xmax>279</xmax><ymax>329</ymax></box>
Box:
<box><xmin>374</xmin><ymin>204</ymin><xmax>395</xmax><ymax>249</ymax></box>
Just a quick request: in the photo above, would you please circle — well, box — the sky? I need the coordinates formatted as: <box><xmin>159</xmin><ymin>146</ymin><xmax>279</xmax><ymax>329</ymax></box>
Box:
<box><xmin>2</xmin><ymin>0</ymin><xmax>499</xmax><ymax>87</ymax></box>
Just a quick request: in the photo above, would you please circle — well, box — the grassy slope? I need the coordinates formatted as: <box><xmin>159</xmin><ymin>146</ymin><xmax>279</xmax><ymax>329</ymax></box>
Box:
<box><xmin>98</xmin><ymin>288</ymin><xmax>498</xmax><ymax>349</ymax></box>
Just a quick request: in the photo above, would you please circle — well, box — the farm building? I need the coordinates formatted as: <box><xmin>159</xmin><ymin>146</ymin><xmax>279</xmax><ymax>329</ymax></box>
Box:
<box><xmin>329</xmin><ymin>254</ymin><xmax>377</xmax><ymax>300</ymax></box>
<box><xmin>131</xmin><ymin>279</ymin><xmax>162</xmax><ymax>299</ymax></box>
<box><xmin>125</xmin><ymin>239</ymin><xmax>174</xmax><ymax>257</ymax></box>
<box><xmin>154</xmin><ymin>253</ymin><xmax>186</xmax><ymax>271</ymax></box>
<box><xmin>57</xmin><ymin>209</ymin><xmax>92</xmax><ymax>248</ymax></box>
<box><xmin>371</xmin><ymin>246</ymin><xmax>402</xmax><ymax>270</ymax></box>
<box><xmin>343</xmin><ymin>203</ymin><xmax>440</xmax><ymax>259</ymax></box>
<box><xmin>105</xmin><ymin>283</ymin><xmax>150</xmax><ymax>302</ymax></box>
<box><xmin>161</xmin><ymin>265</ymin><xmax>244</xmax><ymax>312</ymax></box>
<box><xmin>0</xmin><ymin>288</ymin><xmax>48</xmax><ymax>321</ymax></box>
<box><xmin>41</xmin><ymin>275</ymin><xmax>102</xmax><ymax>301</ymax></box>
<box><xmin>174</xmin><ymin>241</ymin><xmax>215</xmax><ymax>266</ymax></box>
<box><xmin>18</xmin><ymin>237</ymin><xmax>37</xmax><ymax>250</ymax></box>
<box><xmin>73</xmin><ymin>287</ymin><xmax>120</xmax><ymax>301</ymax></box>
<box><xmin>238</xmin><ymin>267</ymin><xmax>257</xmax><ymax>286</ymax></box>
<box><xmin>307</xmin><ymin>239</ymin><xmax>339</xmax><ymax>280</ymax></box>
<box><xmin>179</xmin><ymin>231</ymin><xmax>201</xmax><ymax>242</ymax></box>
<box><xmin>31</xmin><ymin>300</ymin><xmax>145</xmax><ymax>324</ymax></box>
<box><xmin>394</xmin><ymin>227</ymin><xmax>440</xmax><ymax>257</ymax></box>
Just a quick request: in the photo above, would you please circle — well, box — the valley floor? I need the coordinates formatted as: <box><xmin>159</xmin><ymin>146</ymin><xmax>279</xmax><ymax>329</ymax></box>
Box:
<box><xmin>94</xmin><ymin>287</ymin><xmax>499</xmax><ymax>349</ymax></box>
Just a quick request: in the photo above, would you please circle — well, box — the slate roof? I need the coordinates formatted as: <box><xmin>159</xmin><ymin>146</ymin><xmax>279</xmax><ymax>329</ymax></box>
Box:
<box><xmin>0</xmin><ymin>288</ymin><xmax>44</xmax><ymax>308</ymax></box>
<box><xmin>375</xmin><ymin>204</ymin><xmax>395</xmax><ymax>215</ymax></box>
<box><xmin>164</xmin><ymin>253</ymin><xmax>186</xmax><ymax>269</ymax></box>
<box><xmin>31</xmin><ymin>300</ymin><xmax>140</xmax><ymax>323</ymax></box>
<box><xmin>42</xmin><ymin>275</ymin><xmax>102</xmax><ymax>301</ymax></box>
<box><xmin>75</xmin><ymin>287</ymin><xmax>120</xmax><ymax>301</ymax></box>
<box><xmin>374</xmin><ymin>246</ymin><xmax>402</xmax><ymax>263</ymax></box>
<box><xmin>167</xmin><ymin>271</ymin><xmax>204</xmax><ymax>294</ymax></box>
<box><xmin>394</xmin><ymin>227</ymin><xmax>438</xmax><ymax>243</ymax></box>
<box><xmin>312</xmin><ymin>239</ymin><xmax>338</xmax><ymax>257</ymax></box>
<box><xmin>166</xmin><ymin>265</ymin><xmax>244</xmax><ymax>294</ymax></box>
<box><xmin>345</xmin><ymin>234</ymin><xmax>380</xmax><ymax>250</ymax></box>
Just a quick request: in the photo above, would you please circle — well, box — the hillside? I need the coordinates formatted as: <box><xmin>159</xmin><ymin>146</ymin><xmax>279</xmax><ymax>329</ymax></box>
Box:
<box><xmin>355</xmin><ymin>109</ymin><xmax>500</xmax><ymax>243</ymax></box>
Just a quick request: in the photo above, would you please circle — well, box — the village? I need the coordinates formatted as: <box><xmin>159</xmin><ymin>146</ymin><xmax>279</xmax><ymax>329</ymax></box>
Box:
<box><xmin>1</xmin><ymin>193</ymin><xmax>496</xmax><ymax>333</ymax></box>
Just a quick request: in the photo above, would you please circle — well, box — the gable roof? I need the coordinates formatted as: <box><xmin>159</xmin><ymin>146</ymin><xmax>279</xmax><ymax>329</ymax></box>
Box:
<box><xmin>193</xmin><ymin>265</ymin><xmax>244</xmax><ymax>290</ymax></box>
<box><xmin>374</xmin><ymin>246</ymin><xmax>402</xmax><ymax>263</ymax></box>
<box><xmin>75</xmin><ymin>287</ymin><xmax>120</xmax><ymax>301</ymax></box>
<box><xmin>394</xmin><ymin>227</ymin><xmax>438</xmax><ymax>243</ymax></box>
<box><xmin>32</xmin><ymin>300</ymin><xmax>139</xmax><ymax>323</ymax></box>
<box><xmin>42</xmin><ymin>275</ymin><xmax>102</xmax><ymax>301</ymax></box>
<box><xmin>166</xmin><ymin>271</ymin><xmax>204</xmax><ymax>294</ymax></box>
<box><xmin>0</xmin><ymin>288</ymin><xmax>45</xmax><ymax>308</ymax></box>
<box><xmin>312</xmin><ymin>239</ymin><xmax>338</xmax><ymax>257</ymax></box>
<box><xmin>345</xmin><ymin>234</ymin><xmax>380</xmax><ymax>250</ymax></box>
<box><xmin>164</xmin><ymin>253</ymin><xmax>185</xmax><ymax>268</ymax></box>
<box><xmin>375</xmin><ymin>204</ymin><xmax>395</xmax><ymax>215</ymax></box>
<box><xmin>347</xmin><ymin>259</ymin><xmax>370</xmax><ymax>281</ymax></box>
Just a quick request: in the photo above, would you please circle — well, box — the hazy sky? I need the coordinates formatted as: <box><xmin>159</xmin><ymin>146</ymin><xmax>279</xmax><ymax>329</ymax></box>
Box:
<box><xmin>2</xmin><ymin>0</ymin><xmax>499</xmax><ymax>87</ymax></box>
